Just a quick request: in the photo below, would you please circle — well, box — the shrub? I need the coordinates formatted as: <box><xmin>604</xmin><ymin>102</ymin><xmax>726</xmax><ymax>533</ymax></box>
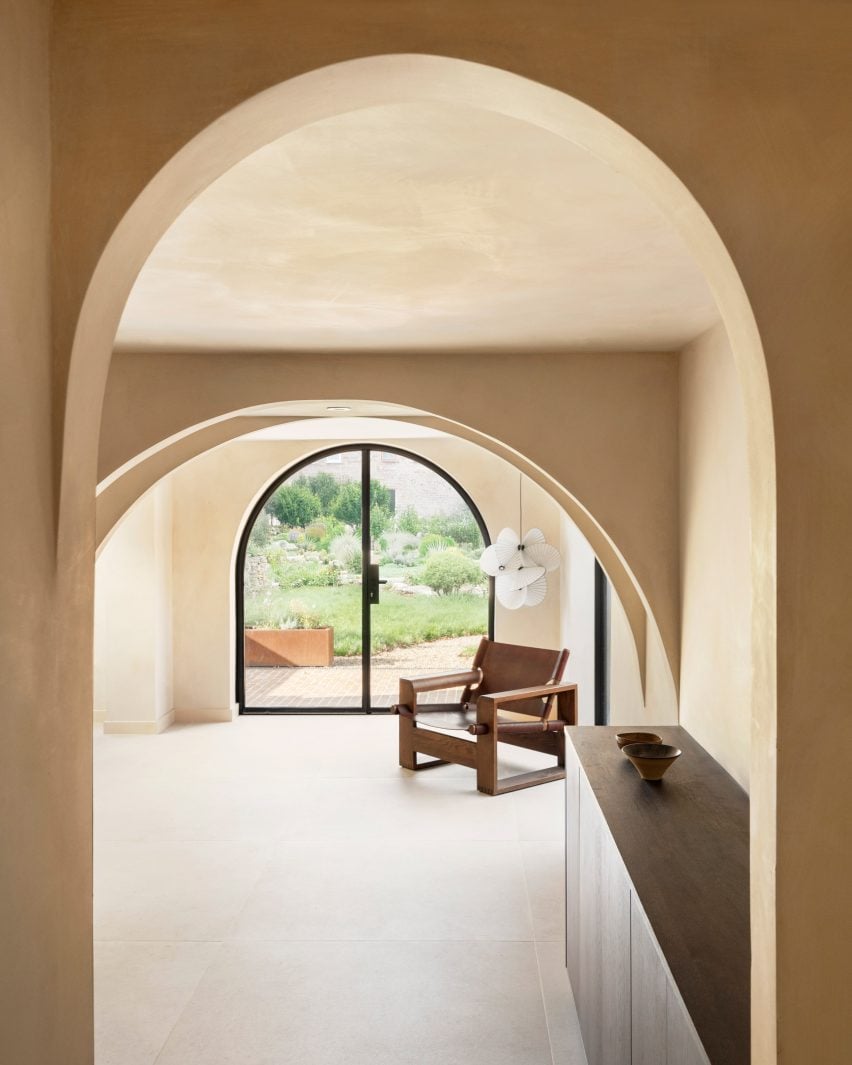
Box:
<box><xmin>383</xmin><ymin>531</ymin><xmax>419</xmax><ymax>565</ymax></box>
<box><xmin>424</xmin><ymin>512</ymin><xmax>482</xmax><ymax>548</ymax></box>
<box><xmin>420</xmin><ymin>549</ymin><xmax>485</xmax><ymax>595</ymax></box>
<box><xmin>329</xmin><ymin>532</ymin><xmax>362</xmax><ymax>573</ymax></box>
<box><xmin>304</xmin><ymin>521</ymin><xmax>328</xmax><ymax>543</ymax></box>
<box><xmin>312</xmin><ymin>516</ymin><xmax>345</xmax><ymax>551</ymax></box>
<box><xmin>419</xmin><ymin>533</ymin><xmax>453</xmax><ymax>557</ymax></box>
<box><xmin>397</xmin><ymin>507</ymin><xmax>422</xmax><ymax>534</ymax></box>
<box><xmin>267</xmin><ymin>552</ymin><xmax>338</xmax><ymax>589</ymax></box>
<box><xmin>247</xmin><ymin>517</ymin><xmax>272</xmax><ymax>553</ymax></box>
<box><xmin>284</xmin><ymin>599</ymin><xmax>325</xmax><ymax>629</ymax></box>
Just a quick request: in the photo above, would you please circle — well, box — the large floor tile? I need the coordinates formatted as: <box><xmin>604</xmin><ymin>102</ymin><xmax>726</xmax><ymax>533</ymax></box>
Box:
<box><xmin>513</xmin><ymin>778</ymin><xmax>565</xmax><ymax>841</ymax></box>
<box><xmin>267</xmin><ymin>776</ymin><xmax>519</xmax><ymax>842</ymax></box>
<box><xmin>156</xmin><ymin>940</ymin><xmax>554</xmax><ymax>1065</ymax></box>
<box><xmin>536</xmin><ymin>940</ymin><xmax>589</xmax><ymax>1065</ymax></box>
<box><xmin>94</xmin><ymin>841</ymin><xmax>269</xmax><ymax>941</ymax></box>
<box><xmin>94</xmin><ymin>770</ymin><xmax>289</xmax><ymax>842</ymax></box>
<box><xmin>94</xmin><ymin>941</ymin><xmax>219</xmax><ymax>1065</ymax></box>
<box><xmin>231</xmin><ymin>840</ymin><xmax>533</xmax><ymax>942</ymax></box>
<box><xmin>521</xmin><ymin>841</ymin><xmax>566</xmax><ymax>942</ymax></box>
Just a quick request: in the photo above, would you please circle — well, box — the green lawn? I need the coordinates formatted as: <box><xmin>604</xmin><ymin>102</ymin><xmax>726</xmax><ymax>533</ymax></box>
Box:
<box><xmin>244</xmin><ymin>584</ymin><xmax>487</xmax><ymax>656</ymax></box>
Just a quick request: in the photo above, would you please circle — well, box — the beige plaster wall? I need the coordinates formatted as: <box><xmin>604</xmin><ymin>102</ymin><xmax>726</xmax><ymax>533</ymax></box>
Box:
<box><xmin>7</xmin><ymin>3</ymin><xmax>849</xmax><ymax>1062</ymax></box>
<box><xmin>559</xmin><ymin>517</ymin><xmax>597</xmax><ymax>726</ymax></box>
<box><xmin>609</xmin><ymin>590</ymin><xmax>646</xmax><ymax>726</ymax></box>
<box><xmin>0</xmin><ymin>2</ymin><xmax>92</xmax><ymax>1063</ymax></box>
<box><xmin>680</xmin><ymin>323</ymin><xmax>753</xmax><ymax>790</ymax></box>
<box><xmin>94</xmin><ymin>481</ymin><xmax>174</xmax><ymax>732</ymax></box>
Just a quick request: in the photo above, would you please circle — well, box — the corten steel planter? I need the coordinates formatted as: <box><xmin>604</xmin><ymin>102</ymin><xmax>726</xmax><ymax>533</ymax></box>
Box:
<box><xmin>245</xmin><ymin>628</ymin><xmax>334</xmax><ymax>667</ymax></box>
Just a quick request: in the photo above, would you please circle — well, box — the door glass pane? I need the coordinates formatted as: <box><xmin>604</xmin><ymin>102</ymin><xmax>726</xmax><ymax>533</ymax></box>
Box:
<box><xmin>368</xmin><ymin>452</ymin><xmax>489</xmax><ymax>709</ymax></box>
<box><xmin>243</xmin><ymin>452</ymin><xmax>363</xmax><ymax>708</ymax></box>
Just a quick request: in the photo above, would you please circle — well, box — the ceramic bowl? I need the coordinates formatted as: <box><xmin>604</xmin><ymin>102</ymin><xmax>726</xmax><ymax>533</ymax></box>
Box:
<box><xmin>615</xmin><ymin>731</ymin><xmax>663</xmax><ymax>749</ymax></box>
<box><xmin>622</xmin><ymin>742</ymin><xmax>682</xmax><ymax>781</ymax></box>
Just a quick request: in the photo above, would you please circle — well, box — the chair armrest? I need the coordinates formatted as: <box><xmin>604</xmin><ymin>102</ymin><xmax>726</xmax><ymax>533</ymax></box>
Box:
<box><xmin>400</xmin><ymin>669</ymin><xmax>482</xmax><ymax>695</ymax></box>
<box><xmin>394</xmin><ymin>669</ymin><xmax>482</xmax><ymax>716</ymax></box>
<box><xmin>469</xmin><ymin>683</ymin><xmax>577</xmax><ymax>734</ymax></box>
<box><xmin>483</xmin><ymin>681</ymin><xmax>577</xmax><ymax>705</ymax></box>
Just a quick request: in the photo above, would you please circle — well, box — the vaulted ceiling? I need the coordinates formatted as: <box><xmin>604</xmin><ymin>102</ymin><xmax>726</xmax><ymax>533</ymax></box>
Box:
<box><xmin>116</xmin><ymin>102</ymin><xmax>718</xmax><ymax>354</ymax></box>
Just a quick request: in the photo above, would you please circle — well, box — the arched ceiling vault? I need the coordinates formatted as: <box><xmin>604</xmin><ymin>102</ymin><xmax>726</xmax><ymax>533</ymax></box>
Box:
<box><xmin>116</xmin><ymin>101</ymin><xmax>718</xmax><ymax>355</ymax></box>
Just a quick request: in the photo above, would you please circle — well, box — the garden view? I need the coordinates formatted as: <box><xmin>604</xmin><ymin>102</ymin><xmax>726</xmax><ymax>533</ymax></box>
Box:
<box><xmin>243</xmin><ymin>452</ymin><xmax>490</xmax><ymax>708</ymax></box>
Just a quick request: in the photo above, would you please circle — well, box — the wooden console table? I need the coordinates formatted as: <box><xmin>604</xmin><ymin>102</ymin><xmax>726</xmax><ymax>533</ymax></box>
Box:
<box><xmin>564</xmin><ymin>726</ymin><xmax>749</xmax><ymax>1065</ymax></box>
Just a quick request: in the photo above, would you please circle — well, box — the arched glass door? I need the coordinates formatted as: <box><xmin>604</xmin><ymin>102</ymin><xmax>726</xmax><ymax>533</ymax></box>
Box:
<box><xmin>237</xmin><ymin>445</ymin><xmax>492</xmax><ymax>712</ymax></box>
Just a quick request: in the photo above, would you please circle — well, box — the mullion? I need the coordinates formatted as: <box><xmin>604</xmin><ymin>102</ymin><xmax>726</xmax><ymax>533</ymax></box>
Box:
<box><xmin>360</xmin><ymin>447</ymin><xmax>371</xmax><ymax>712</ymax></box>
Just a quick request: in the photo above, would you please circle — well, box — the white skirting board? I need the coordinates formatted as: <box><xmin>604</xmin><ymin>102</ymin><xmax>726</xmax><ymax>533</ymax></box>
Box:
<box><xmin>103</xmin><ymin>710</ymin><xmax>176</xmax><ymax>735</ymax></box>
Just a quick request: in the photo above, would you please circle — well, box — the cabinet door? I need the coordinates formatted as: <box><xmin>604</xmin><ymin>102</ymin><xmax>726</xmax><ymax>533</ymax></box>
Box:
<box><xmin>577</xmin><ymin>775</ymin><xmax>631</xmax><ymax>1065</ymax></box>
<box><xmin>666</xmin><ymin>982</ymin><xmax>710</xmax><ymax>1065</ymax></box>
<box><xmin>565</xmin><ymin>738</ymin><xmax>581</xmax><ymax>990</ymax></box>
<box><xmin>631</xmin><ymin>895</ymin><xmax>668</xmax><ymax>1065</ymax></box>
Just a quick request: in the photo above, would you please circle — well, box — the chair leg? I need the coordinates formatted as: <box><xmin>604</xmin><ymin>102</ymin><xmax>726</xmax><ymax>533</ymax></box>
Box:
<box><xmin>399</xmin><ymin>715</ymin><xmax>417</xmax><ymax>771</ymax></box>
<box><xmin>476</xmin><ymin>727</ymin><xmax>498</xmax><ymax>796</ymax></box>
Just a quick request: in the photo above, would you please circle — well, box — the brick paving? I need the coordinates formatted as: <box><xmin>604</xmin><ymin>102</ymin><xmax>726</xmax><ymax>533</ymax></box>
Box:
<box><xmin>245</xmin><ymin>635</ymin><xmax>481</xmax><ymax>709</ymax></box>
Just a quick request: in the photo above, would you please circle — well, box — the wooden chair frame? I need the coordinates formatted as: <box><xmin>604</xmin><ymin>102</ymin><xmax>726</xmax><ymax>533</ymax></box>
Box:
<box><xmin>394</xmin><ymin>643</ymin><xmax>578</xmax><ymax>795</ymax></box>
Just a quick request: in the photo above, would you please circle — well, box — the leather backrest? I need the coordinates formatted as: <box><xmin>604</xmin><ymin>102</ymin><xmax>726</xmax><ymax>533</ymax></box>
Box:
<box><xmin>474</xmin><ymin>639</ymin><xmax>568</xmax><ymax>717</ymax></box>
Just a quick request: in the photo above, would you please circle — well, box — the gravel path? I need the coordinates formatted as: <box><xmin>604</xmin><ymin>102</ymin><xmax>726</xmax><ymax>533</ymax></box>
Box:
<box><xmin>246</xmin><ymin>635</ymin><xmax>483</xmax><ymax>708</ymax></box>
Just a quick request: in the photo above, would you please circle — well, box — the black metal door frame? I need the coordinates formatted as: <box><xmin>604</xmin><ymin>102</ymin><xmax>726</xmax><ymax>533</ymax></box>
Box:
<box><xmin>593</xmin><ymin>558</ymin><xmax>611</xmax><ymax>725</ymax></box>
<box><xmin>236</xmin><ymin>443</ymin><xmax>493</xmax><ymax>714</ymax></box>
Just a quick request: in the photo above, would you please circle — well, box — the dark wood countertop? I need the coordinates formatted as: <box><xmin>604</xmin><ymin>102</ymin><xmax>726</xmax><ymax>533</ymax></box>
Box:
<box><xmin>567</xmin><ymin>725</ymin><xmax>750</xmax><ymax>1065</ymax></box>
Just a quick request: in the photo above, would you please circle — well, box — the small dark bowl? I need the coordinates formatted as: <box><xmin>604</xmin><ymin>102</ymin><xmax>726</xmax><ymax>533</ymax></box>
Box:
<box><xmin>622</xmin><ymin>742</ymin><xmax>682</xmax><ymax>781</ymax></box>
<box><xmin>615</xmin><ymin>731</ymin><xmax>663</xmax><ymax>750</ymax></box>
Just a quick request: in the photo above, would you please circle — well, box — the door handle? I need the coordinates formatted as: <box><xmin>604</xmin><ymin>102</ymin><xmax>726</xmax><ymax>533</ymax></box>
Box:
<box><xmin>367</xmin><ymin>563</ymin><xmax>387</xmax><ymax>605</ymax></box>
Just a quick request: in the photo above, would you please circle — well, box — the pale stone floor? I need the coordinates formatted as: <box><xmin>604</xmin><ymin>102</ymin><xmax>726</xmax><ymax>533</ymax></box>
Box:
<box><xmin>93</xmin><ymin>715</ymin><xmax>588</xmax><ymax>1065</ymax></box>
<box><xmin>245</xmin><ymin>636</ymin><xmax>480</xmax><ymax>708</ymax></box>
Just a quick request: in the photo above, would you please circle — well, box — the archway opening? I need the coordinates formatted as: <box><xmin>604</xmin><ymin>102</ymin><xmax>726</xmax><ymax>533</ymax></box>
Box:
<box><xmin>236</xmin><ymin>442</ymin><xmax>494</xmax><ymax>712</ymax></box>
<box><xmin>94</xmin><ymin>412</ymin><xmax>645</xmax><ymax>735</ymax></box>
<box><xmin>75</xmin><ymin>53</ymin><xmax>776</xmax><ymax>1063</ymax></box>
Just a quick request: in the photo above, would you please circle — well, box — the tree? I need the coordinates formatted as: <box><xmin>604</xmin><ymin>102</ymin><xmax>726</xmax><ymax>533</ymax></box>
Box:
<box><xmin>369</xmin><ymin>480</ymin><xmax>394</xmax><ymax>513</ymax></box>
<box><xmin>331</xmin><ymin>481</ymin><xmax>362</xmax><ymax>525</ymax></box>
<box><xmin>267</xmin><ymin>482</ymin><xmax>321</xmax><ymax>527</ymax></box>
<box><xmin>296</xmin><ymin>472</ymin><xmax>340</xmax><ymax>512</ymax></box>
<box><xmin>370</xmin><ymin>504</ymin><xmax>391</xmax><ymax>538</ymax></box>
<box><xmin>331</xmin><ymin>479</ymin><xmax>393</xmax><ymax>527</ymax></box>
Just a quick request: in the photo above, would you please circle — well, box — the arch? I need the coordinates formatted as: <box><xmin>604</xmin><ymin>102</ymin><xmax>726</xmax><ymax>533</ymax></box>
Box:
<box><xmin>68</xmin><ymin>53</ymin><xmax>775</xmax><ymax>1055</ymax></box>
<box><xmin>95</xmin><ymin>409</ymin><xmax>654</xmax><ymax>701</ymax></box>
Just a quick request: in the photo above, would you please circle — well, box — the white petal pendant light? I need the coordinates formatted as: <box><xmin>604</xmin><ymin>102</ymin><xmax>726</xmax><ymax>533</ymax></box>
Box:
<box><xmin>495</xmin><ymin>582</ymin><xmax>527</xmax><ymax>610</ymax></box>
<box><xmin>479</xmin><ymin>528</ymin><xmax>523</xmax><ymax>576</ymax></box>
<box><xmin>495</xmin><ymin>566</ymin><xmax>547</xmax><ymax>610</ymax></box>
<box><xmin>481</xmin><ymin>524</ymin><xmax>561</xmax><ymax>610</ymax></box>
<box><xmin>521</xmin><ymin>528</ymin><xmax>561</xmax><ymax>573</ymax></box>
<box><xmin>523</xmin><ymin>574</ymin><xmax>548</xmax><ymax>608</ymax></box>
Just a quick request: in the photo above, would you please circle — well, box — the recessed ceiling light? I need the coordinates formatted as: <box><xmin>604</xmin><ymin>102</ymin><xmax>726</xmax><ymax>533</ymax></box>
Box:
<box><xmin>326</xmin><ymin>405</ymin><xmax>352</xmax><ymax>412</ymax></box>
